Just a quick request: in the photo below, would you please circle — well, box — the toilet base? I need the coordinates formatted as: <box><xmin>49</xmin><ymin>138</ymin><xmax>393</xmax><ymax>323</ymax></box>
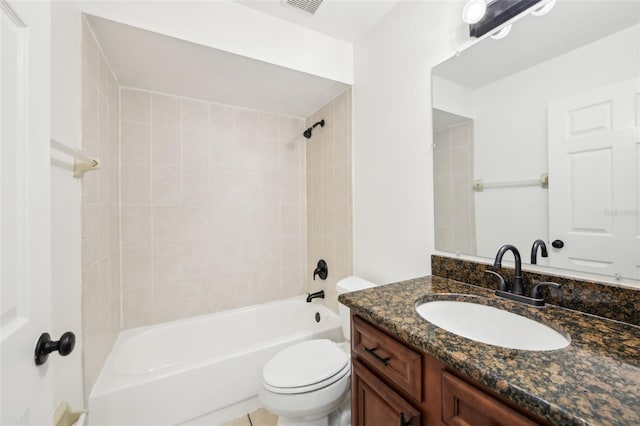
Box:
<box><xmin>276</xmin><ymin>415</ymin><xmax>328</xmax><ymax>426</ymax></box>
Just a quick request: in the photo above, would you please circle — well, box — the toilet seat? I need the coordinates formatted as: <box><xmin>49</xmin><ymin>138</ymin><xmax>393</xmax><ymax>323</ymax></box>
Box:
<box><xmin>262</xmin><ymin>339</ymin><xmax>350</xmax><ymax>395</ymax></box>
<box><xmin>263</xmin><ymin>362</ymin><xmax>350</xmax><ymax>394</ymax></box>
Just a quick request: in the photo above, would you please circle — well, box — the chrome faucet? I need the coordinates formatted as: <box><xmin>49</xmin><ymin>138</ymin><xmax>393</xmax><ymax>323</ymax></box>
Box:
<box><xmin>530</xmin><ymin>239</ymin><xmax>548</xmax><ymax>265</ymax></box>
<box><xmin>493</xmin><ymin>244</ymin><xmax>524</xmax><ymax>295</ymax></box>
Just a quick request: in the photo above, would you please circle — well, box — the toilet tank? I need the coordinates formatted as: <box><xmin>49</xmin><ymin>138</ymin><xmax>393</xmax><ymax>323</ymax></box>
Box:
<box><xmin>336</xmin><ymin>276</ymin><xmax>377</xmax><ymax>341</ymax></box>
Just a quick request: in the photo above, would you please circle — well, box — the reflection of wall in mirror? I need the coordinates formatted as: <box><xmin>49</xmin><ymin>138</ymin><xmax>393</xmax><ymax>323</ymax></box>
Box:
<box><xmin>434</xmin><ymin>119</ymin><xmax>476</xmax><ymax>256</ymax></box>
<box><xmin>433</xmin><ymin>23</ymin><xmax>639</xmax><ymax>264</ymax></box>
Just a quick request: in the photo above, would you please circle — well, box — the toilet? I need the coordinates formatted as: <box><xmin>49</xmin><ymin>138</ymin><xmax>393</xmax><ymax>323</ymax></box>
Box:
<box><xmin>259</xmin><ymin>276</ymin><xmax>377</xmax><ymax>426</ymax></box>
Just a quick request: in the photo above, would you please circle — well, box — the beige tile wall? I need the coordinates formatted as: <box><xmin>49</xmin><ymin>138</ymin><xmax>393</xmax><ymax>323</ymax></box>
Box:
<box><xmin>434</xmin><ymin>120</ymin><xmax>477</xmax><ymax>255</ymax></box>
<box><xmin>119</xmin><ymin>88</ymin><xmax>307</xmax><ymax>328</ymax></box>
<box><xmin>80</xmin><ymin>18</ymin><xmax>121</xmax><ymax>393</ymax></box>
<box><xmin>306</xmin><ymin>89</ymin><xmax>353</xmax><ymax>312</ymax></box>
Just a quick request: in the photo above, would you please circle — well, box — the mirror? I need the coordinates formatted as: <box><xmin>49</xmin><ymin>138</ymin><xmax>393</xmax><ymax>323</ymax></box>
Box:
<box><xmin>432</xmin><ymin>0</ymin><xmax>640</xmax><ymax>281</ymax></box>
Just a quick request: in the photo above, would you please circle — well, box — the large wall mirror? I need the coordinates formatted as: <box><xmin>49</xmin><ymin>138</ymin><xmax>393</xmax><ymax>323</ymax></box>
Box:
<box><xmin>432</xmin><ymin>0</ymin><xmax>640</xmax><ymax>281</ymax></box>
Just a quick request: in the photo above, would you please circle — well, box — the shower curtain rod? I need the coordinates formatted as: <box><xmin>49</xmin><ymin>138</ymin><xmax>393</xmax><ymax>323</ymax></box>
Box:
<box><xmin>473</xmin><ymin>173</ymin><xmax>548</xmax><ymax>192</ymax></box>
<box><xmin>50</xmin><ymin>139</ymin><xmax>101</xmax><ymax>178</ymax></box>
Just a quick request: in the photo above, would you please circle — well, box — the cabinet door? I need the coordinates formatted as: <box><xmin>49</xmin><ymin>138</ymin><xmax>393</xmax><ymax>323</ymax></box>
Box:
<box><xmin>352</xmin><ymin>359</ymin><xmax>421</xmax><ymax>426</ymax></box>
<box><xmin>442</xmin><ymin>371</ymin><xmax>539</xmax><ymax>426</ymax></box>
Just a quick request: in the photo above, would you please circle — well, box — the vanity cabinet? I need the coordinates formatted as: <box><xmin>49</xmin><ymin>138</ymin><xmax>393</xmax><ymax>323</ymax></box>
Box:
<box><xmin>351</xmin><ymin>315</ymin><xmax>422</xmax><ymax>400</ymax></box>
<box><xmin>352</xmin><ymin>359</ymin><xmax>421</xmax><ymax>426</ymax></box>
<box><xmin>441</xmin><ymin>371</ymin><xmax>538</xmax><ymax>426</ymax></box>
<box><xmin>350</xmin><ymin>314</ymin><xmax>547</xmax><ymax>426</ymax></box>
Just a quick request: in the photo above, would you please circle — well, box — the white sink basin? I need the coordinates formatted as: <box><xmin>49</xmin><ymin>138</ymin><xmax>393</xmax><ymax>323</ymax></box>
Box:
<box><xmin>416</xmin><ymin>301</ymin><xmax>570</xmax><ymax>351</ymax></box>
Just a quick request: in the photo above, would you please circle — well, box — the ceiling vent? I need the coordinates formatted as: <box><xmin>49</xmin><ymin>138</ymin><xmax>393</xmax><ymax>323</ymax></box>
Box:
<box><xmin>281</xmin><ymin>0</ymin><xmax>324</xmax><ymax>16</ymax></box>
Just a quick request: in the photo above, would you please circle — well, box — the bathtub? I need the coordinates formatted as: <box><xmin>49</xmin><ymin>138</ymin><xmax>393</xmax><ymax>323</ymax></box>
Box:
<box><xmin>88</xmin><ymin>296</ymin><xmax>343</xmax><ymax>426</ymax></box>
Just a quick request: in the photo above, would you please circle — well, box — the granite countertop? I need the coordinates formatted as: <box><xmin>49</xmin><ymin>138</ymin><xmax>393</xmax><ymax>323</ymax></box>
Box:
<box><xmin>338</xmin><ymin>275</ymin><xmax>640</xmax><ymax>426</ymax></box>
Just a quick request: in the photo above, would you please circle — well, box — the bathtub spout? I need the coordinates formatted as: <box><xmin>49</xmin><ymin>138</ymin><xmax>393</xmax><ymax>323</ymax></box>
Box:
<box><xmin>306</xmin><ymin>290</ymin><xmax>325</xmax><ymax>302</ymax></box>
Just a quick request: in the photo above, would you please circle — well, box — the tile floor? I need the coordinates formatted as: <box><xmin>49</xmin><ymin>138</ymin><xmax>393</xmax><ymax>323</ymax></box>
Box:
<box><xmin>220</xmin><ymin>408</ymin><xmax>278</xmax><ymax>426</ymax></box>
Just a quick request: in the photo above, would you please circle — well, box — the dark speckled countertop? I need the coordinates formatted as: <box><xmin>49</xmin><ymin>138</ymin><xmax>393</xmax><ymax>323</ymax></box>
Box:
<box><xmin>338</xmin><ymin>276</ymin><xmax>640</xmax><ymax>426</ymax></box>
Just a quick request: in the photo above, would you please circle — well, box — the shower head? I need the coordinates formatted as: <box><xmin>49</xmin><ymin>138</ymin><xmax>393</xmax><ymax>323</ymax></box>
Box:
<box><xmin>303</xmin><ymin>119</ymin><xmax>325</xmax><ymax>139</ymax></box>
<box><xmin>303</xmin><ymin>128</ymin><xmax>313</xmax><ymax>139</ymax></box>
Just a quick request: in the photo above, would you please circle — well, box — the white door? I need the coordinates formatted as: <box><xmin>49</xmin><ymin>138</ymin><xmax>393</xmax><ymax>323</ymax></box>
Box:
<box><xmin>548</xmin><ymin>78</ymin><xmax>640</xmax><ymax>279</ymax></box>
<box><xmin>1</xmin><ymin>0</ymin><xmax>52</xmax><ymax>424</ymax></box>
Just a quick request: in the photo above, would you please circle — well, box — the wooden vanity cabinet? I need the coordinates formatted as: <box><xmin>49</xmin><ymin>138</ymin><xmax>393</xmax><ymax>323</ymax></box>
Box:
<box><xmin>351</xmin><ymin>315</ymin><xmax>422</xmax><ymax>401</ymax></box>
<box><xmin>352</xmin><ymin>359</ymin><xmax>421</xmax><ymax>426</ymax></box>
<box><xmin>441</xmin><ymin>371</ymin><xmax>539</xmax><ymax>426</ymax></box>
<box><xmin>350</xmin><ymin>314</ymin><xmax>548</xmax><ymax>426</ymax></box>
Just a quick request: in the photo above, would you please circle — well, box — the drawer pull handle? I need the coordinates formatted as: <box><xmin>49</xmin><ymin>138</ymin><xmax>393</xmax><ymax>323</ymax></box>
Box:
<box><xmin>400</xmin><ymin>412</ymin><xmax>412</xmax><ymax>426</ymax></box>
<box><xmin>365</xmin><ymin>347</ymin><xmax>390</xmax><ymax>365</ymax></box>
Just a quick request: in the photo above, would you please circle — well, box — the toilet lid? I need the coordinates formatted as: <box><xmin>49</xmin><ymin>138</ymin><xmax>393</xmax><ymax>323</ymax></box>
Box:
<box><xmin>262</xmin><ymin>339</ymin><xmax>349</xmax><ymax>391</ymax></box>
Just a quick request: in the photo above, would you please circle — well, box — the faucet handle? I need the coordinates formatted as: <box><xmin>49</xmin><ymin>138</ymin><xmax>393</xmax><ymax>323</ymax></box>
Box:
<box><xmin>484</xmin><ymin>270</ymin><xmax>507</xmax><ymax>292</ymax></box>
<box><xmin>529</xmin><ymin>281</ymin><xmax>561</xmax><ymax>299</ymax></box>
<box><xmin>313</xmin><ymin>259</ymin><xmax>328</xmax><ymax>281</ymax></box>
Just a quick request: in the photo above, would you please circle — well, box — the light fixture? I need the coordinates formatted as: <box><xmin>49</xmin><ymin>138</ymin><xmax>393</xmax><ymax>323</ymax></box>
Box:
<box><xmin>462</xmin><ymin>0</ymin><xmax>487</xmax><ymax>24</ymax></box>
<box><xmin>467</xmin><ymin>0</ymin><xmax>551</xmax><ymax>38</ymax></box>
<box><xmin>490</xmin><ymin>23</ymin><xmax>512</xmax><ymax>40</ymax></box>
<box><xmin>531</xmin><ymin>0</ymin><xmax>556</xmax><ymax>17</ymax></box>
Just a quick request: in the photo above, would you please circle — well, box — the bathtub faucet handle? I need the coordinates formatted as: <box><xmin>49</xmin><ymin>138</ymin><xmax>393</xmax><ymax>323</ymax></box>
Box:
<box><xmin>313</xmin><ymin>259</ymin><xmax>328</xmax><ymax>281</ymax></box>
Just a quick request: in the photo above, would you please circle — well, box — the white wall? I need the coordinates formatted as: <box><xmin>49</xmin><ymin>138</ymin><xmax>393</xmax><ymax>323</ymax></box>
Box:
<box><xmin>352</xmin><ymin>0</ymin><xmax>469</xmax><ymax>284</ymax></box>
<box><xmin>432</xmin><ymin>75</ymin><xmax>474</xmax><ymax>119</ymax></box>
<box><xmin>79</xmin><ymin>0</ymin><xmax>353</xmax><ymax>84</ymax></box>
<box><xmin>50</xmin><ymin>0</ymin><xmax>85</xmax><ymax>409</ymax></box>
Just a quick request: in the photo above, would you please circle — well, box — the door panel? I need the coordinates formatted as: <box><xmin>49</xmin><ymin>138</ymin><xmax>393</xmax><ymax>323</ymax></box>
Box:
<box><xmin>548</xmin><ymin>78</ymin><xmax>640</xmax><ymax>279</ymax></box>
<box><xmin>0</xmin><ymin>0</ymin><xmax>52</xmax><ymax>424</ymax></box>
<box><xmin>568</xmin><ymin>100</ymin><xmax>611</xmax><ymax>136</ymax></box>
<box><xmin>569</xmin><ymin>147</ymin><xmax>612</xmax><ymax>233</ymax></box>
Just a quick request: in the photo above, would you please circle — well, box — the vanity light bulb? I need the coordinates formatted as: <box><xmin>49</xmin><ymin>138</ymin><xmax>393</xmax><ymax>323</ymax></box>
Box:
<box><xmin>462</xmin><ymin>0</ymin><xmax>487</xmax><ymax>24</ymax></box>
<box><xmin>531</xmin><ymin>0</ymin><xmax>556</xmax><ymax>17</ymax></box>
<box><xmin>490</xmin><ymin>24</ymin><xmax>512</xmax><ymax>40</ymax></box>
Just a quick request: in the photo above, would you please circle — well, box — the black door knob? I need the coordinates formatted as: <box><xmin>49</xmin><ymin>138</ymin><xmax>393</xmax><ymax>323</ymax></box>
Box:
<box><xmin>552</xmin><ymin>240</ymin><xmax>564</xmax><ymax>249</ymax></box>
<box><xmin>34</xmin><ymin>331</ymin><xmax>76</xmax><ymax>366</ymax></box>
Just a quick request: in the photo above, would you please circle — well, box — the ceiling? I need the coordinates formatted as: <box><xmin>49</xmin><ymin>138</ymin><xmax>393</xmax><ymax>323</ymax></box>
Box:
<box><xmin>233</xmin><ymin>0</ymin><xmax>399</xmax><ymax>42</ymax></box>
<box><xmin>433</xmin><ymin>0</ymin><xmax>640</xmax><ymax>89</ymax></box>
<box><xmin>86</xmin><ymin>1</ymin><xmax>401</xmax><ymax>117</ymax></box>
<box><xmin>86</xmin><ymin>15</ymin><xmax>351</xmax><ymax>117</ymax></box>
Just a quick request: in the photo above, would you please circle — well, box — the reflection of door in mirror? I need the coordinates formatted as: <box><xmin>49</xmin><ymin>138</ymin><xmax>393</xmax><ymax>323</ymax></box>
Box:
<box><xmin>548</xmin><ymin>78</ymin><xmax>639</xmax><ymax>278</ymax></box>
<box><xmin>433</xmin><ymin>110</ymin><xmax>477</xmax><ymax>255</ymax></box>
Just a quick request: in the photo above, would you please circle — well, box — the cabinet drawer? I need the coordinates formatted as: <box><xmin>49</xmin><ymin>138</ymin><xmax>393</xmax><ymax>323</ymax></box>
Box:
<box><xmin>352</xmin><ymin>359</ymin><xmax>421</xmax><ymax>426</ymax></box>
<box><xmin>351</xmin><ymin>315</ymin><xmax>422</xmax><ymax>401</ymax></box>
<box><xmin>442</xmin><ymin>371</ymin><xmax>539</xmax><ymax>426</ymax></box>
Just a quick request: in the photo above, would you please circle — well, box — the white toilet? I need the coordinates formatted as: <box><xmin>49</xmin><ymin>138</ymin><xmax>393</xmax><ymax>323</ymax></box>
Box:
<box><xmin>259</xmin><ymin>276</ymin><xmax>377</xmax><ymax>426</ymax></box>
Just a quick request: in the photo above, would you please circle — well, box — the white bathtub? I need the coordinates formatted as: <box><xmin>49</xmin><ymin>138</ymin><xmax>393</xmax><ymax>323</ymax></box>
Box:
<box><xmin>88</xmin><ymin>296</ymin><xmax>343</xmax><ymax>426</ymax></box>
